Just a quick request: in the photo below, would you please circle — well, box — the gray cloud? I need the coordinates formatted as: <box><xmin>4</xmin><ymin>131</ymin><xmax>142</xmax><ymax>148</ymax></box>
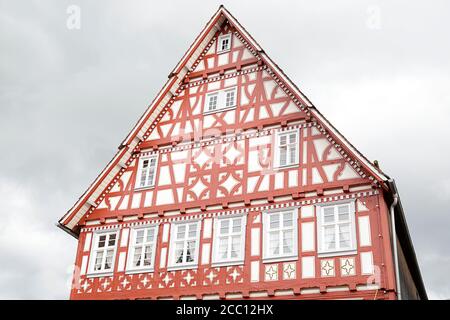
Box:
<box><xmin>0</xmin><ymin>0</ymin><xmax>449</xmax><ymax>299</ymax></box>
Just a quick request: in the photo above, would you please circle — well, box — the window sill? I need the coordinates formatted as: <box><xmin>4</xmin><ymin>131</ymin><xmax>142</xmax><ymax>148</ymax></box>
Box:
<box><xmin>86</xmin><ymin>271</ymin><xmax>114</xmax><ymax>278</ymax></box>
<box><xmin>317</xmin><ymin>250</ymin><xmax>357</xmax><ymax>258</ymax></box>
<box><xmin>125</xmin><ymin>268</ymin><xmax>155</xmax><ymax>275</ymax></box>
<box><xmin>203</xmin><ymin>106</ymin><xmax>236</xmax><ymax>115</ymax></box>
<box><xmin>166</xmin><ymin>264</ymin><xmax>199</xmax><ymax>272</ymax></box>
<box><xmin>217</xmin><ymin>48</ymin><xmax>231</xmax><ymax>54</ymax></box>
<box><xmin>262</xmin><ymin>255</ymin><xmax>298</xmax><ymax>264</ymax></box>
<box><xmin>273</xmin><ymin>163</ymin><xmax>299</xmax><ymax>171</ymax></box>
<box><xmin>134</xmin><ymin>185</ymin><xmax>155</xmax><ymax>192</ymax></box>
<box><xmin>211</xmin><ymin>260</ymin><xmax>244</xmax><ymax>268</ymax></box>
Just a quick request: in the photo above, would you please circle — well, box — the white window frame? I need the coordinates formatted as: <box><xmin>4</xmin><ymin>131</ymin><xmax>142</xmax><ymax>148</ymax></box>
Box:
<box><xmin>274</xmin><ymin>128</ymin><xmax>300</xmax><ymax>168</ymax></box>
<box><xmin>167</xmin><ymin>220</ymin><xmax>201</xmax><ymax>271</ymax></box>
<box><xmin>217</xmin><ymin>33</ymin><xmax>232</xmax><ymax>53</ymax></box>
<box><xmin>316</xmin><ymin>200</ymin><xmax>357</xmax><ymax>257</ymax></box>
<box><xmin>262</xmin><ymin>208</ymin><xmax>299</xmax><ymax>263</ymax></box>
<box><xmin>135</xmin><ymin>154</ymin><xmax>158</xmax><ymax>189</ymax></box>
<box><xmin>87</xmin><ymin>230</ymin><xmax>119</xmax><ymax>277</ymax></box>
<box><xmin>204</xmin><ymin>87</ymin><xmax>237</xmax><ymax>114</ymax></box>
<box><xmin>205</xmin><ymin>91</ymin><xmax>219</xmax><ymax>113</ymax></box>
<box><xmin>212</xmin><ymin>214</ymin><xmax>247</xmax><ymax>266</ymax></box>
<box><xmin>126</xmin><ymin>225</ymin><xmax>159</xmax><ymax>274</ymax></box>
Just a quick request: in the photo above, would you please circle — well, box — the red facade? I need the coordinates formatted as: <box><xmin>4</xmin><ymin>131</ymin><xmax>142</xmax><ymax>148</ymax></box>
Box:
<box><xmin>59</xmin><ymin>6</ymin><xmax>426</xmax><ymax>300</ymax></box>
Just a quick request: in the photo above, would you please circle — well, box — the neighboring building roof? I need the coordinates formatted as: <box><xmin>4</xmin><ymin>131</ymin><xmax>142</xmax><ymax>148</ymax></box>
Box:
<box><xmin>57</xmin><ymin>5</ymin><xmax>426</xmax><ymax>299</ymax></box>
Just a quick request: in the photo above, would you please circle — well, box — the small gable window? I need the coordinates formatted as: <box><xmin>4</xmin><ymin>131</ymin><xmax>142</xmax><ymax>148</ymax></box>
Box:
<box><xmin>135</xmin><ymin>155</ymin><xmax>158</xmax><ymax>189</ymax></box>
<box><xmin>274</xmin><ymin>129</ymin><xmax>299</xmax><ymax>168</ymax></box>
<box><xmin>217</xmin><ymin>34</ymin><xmax>232</xmax><ymax>53</ymax></box>
<box><xmin>204</xmin><ymin>87</ymin><xmax>237</xmax><ymax>113</ymax></box>
<box><xmin>206</xmin><ymin>92</ymin><xmax>219</xmax><ymax>112</ymax></box>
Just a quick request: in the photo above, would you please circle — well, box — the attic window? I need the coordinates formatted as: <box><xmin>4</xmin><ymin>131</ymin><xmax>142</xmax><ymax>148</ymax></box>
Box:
<box><xmin>204</xmin><ymin>87</ymin><xmax>237</xmax><ymax>113</ymax></box>
<box><xmin>135</xmin><ymin>155</ymin><xmax>158</xmax><ymax>189</ymax></box>
<box><xmin>274</xmin><ymin>129</ymin><xmax>299</xmax><ymax>168</ymax></box>
<box><xmin>217</xmin><ymin>34</ymin><xmax>232</xmax><ymax>53</ymax></box>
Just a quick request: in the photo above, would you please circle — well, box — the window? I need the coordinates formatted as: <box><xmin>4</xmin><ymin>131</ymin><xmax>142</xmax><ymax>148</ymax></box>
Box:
<box><xmin>217</xmin><ymin>34</ymin><xmax>232</xmax><ymax>53</ymax></box>
<box><xmin>212</xmin><ymin>215</ymin><xmax>246</xmax><ymax>266</ymax></box>
<box><xmin>206</xmin><ymin>92</ymin><xmax>219</xmax><ymax>112</ymax></box>
<box><xmin>135</xmin><ymin>155</ymin><xmax>158</xmax><ymax>189</ymax></box>
<box><xmin>263</xmin><ymin>209</ymin><xmax>298</xmax><ymax>262</ymax></box>
<box><xmin>168</xmin><ymin>221</ymin><xmax>201</xmax><ymax>270</ymax></box>
<box><xmin>204</xmin><ymin>87</ymin><xmax>237</xmax><ymax>113</ymax></box>
<box><xmin>224</xmin><ymin>88</ymin><xmax>236</xmax><ymax>108</ymax></box>
<box><xmin>317</xmin><ymin>201</ymin><xmax>357</xmax><ymax>255</ymax></box>
<box><xmin>274</xmin><ymin>129</ymin><xmax>299</xmax><ymax>168</ymax></box>
<box><xmin>88</xmin><ymin>231</ymin><xmax>118</xmax><ymax>275</ymax></box>
<box><xmin>127</xmin><ymin>226</ymin><xmax>158</xmax><ymax>272</ymax></box>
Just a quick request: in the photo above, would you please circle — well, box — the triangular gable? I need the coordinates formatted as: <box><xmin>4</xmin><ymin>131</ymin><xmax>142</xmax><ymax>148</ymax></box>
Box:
<box><xmin>59</xmin><ymin>5</ymin><xmax>388</xmax><ymax>236</ymax></box>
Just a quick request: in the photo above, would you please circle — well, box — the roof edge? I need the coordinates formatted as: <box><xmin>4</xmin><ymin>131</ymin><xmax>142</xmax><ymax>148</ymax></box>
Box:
<box><xmin>388</xmin><ymin>179</ymin><xmax>427</xmax><ymax>299</ymax></box>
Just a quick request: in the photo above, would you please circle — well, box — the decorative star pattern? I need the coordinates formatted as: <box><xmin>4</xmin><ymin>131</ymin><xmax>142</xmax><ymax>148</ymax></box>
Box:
<box><xmin>77</xmin><ymin>278</ymin><xmax>93</xmax><ymax>294</ymax></box>
<box><xmin>203</xmin><ymin>268</ymin><xmax>219</xmax><ymax>286</ymax></box>
<box><xmin>137</xmin><ymin>273</ymin><xmax>153</xmax><ymax>289</ymax></box>
<box><xmin>226</xmin><ymin>266</ymin><xmax>243</xmax><ymax>284</ymax></box>
<box><xmin>180</xmin><ymin>270</ymin><xmax>197</xmax><ymax>287</ymax></box>
<box><xmin>340</xmin><ymin>258</ymin><xmax>356</xmax><ymax>276</ymax></box>
<box><xmin>283</xmin><ymin>263</ymin><xmax>296</xmax><ymax>280</ymax></box>
<box><xmin>97</xmin><ymin>276</ymin><xmax>113</xmax><ymax>292</ymax></box>
<box><xmin>321</xmin><ymin>259</ymin><xmax>335</xmax><ymax>277</ymax></box>
<box><xmin>117</xmin><ymin>275</ymin><xmax>133</xmax><ymax>291</ymax></box>
<box><xmin>265</xmin><ymin>264</ymin><xmax>278</xmax><ymax>281</ymax></box>
<box><xmin>158</xmin><ymin>271</ymin><xmax>175</xmax><ymax>288</ymax></box>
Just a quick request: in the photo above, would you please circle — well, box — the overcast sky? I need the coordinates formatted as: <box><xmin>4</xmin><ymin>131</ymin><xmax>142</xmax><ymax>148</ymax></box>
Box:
<box><xmin>0</xmin><ymin>0</ymin><xmax>449</xmax><ymax>299</ymax></box>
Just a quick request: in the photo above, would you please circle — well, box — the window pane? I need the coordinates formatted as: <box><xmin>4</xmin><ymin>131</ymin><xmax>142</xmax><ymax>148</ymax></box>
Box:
<box><xmin>279</xmin><ymin>146</ymin><xmax>287</xmax><ymax>166</ymax></box>
<box><xmin>133</xmin><ymin>247</ymin><xmax>142</xmax><ymax>267</ymax></box>
<box><xmin>208</xmin><ymin>94</ymin><xmax>218</xmax><ymax>111</ymax></box>
<box><xmin>140</xmin><ymin>162</ymin><xmax>148</xmax><ymax>187</ymax></box>
<box><xmin>98</xmin><ymin>235</ymin><xmax>106</xmax><ymax>248</ymax></box>
<box><xmin>289</xmin><ymin>133</ymin><xmax>296</xmax><ymax>143</ymax></box>
<box><xmin>323</xmin><ymin>207</ymin><xmax>335</xmax><ymax>223</ymax></box>
<box><xmin>143</xmin><ymin>246</ymin><xmax>152</xmax><ymax>266</ymax></box>
<box><xmin>104</xmin><ymin>249</ymin><xmax>114</xmax><ymax>270</ymax></box>
<box><xmin>269</xmin><ymin>231</ymin><xmax>280</xmax><ymax>255</ymax></box>
<box><xmin>186</xmin><ymin>240</ymin><xmax>196</xmax><ymax>262</ymax></box>
<box><xmin>324</xmin><ymin>225</ymin><xmax>336</xmax><ymax>250</ymax></box>
<box><xmin>135</xmin><ymin>230</ymin><xmax>144</xmax><ymax>244</ymax></box>
<box><xmin>188</xmin><ymin>223</ymin><xmax>197</xmax><ymax>237</ymax></box>
<box><xmin>108</xmin><ymin>234</ymin><xmax>116</xmax><ymax>246</ymax></box>
<box><xmin>282</xmin><ymin>230</ymin><xmax>293</xmax><ymax>254</ymax></box>
<box><xmin>146</xmin><ymin>228</ymin><xmax>155</xmax><ymax>242</ymax></box>
<box><xmin>338</xmin><ymin>205</ymin><xmax>350</xmax><ymax>221</ymax></box>
<box><xmin>219</xmin><ymin>237</ymin><xmax>228</xmax><ymax>259</ymax></box>
<box><xmin>232</xmin><ymin>218</ymin><xmax>241</xmax><ymax>233</ymax></box>
<box><xmin>94</xmin><ymin>251</ymin><xmax>103</xmax><ymax>270</ymax></box>
<box><xmin>175</xmin><ymin>242</ymin><xmax>184</xmax><ymax>264</ymax></box>
<box><xmin>231</xmin><ymin>235</ymin><xmax>240</xmax><ymax>258</ymax></box>
<box><xmin>289</xmin><ymin>145</ymin><xmax>296</xmax><ymax>164</ymax></box>
<box><xmin>339</xmin><ymin>224</ymin><xmax>351</xmax><ymax>249</ymax></box>
<box><xmin>283</xmin><ymin>212</ymin><xmax>293</xmax><ymax>227</ymax></box>
<box><xmin>269</xmin><ymin>214</ymin><xmax>280</xmax><ymax>229</ymax></box>
<box><xmin>279</xmin><ymin>135</ymin><xmax>287</xmax><ymax>145</ymax></box>
<box><xmin>177</xmin><ymin>225</ymin><xmax>186</xmax><ymax>240</ymax></box>
<box><xmin>225</xmin><ymin>90</ymin><xmax>235</xmax><ymax>107</ymax></box>
<box><xmin>220</xmin><ymin>220</ymin><xmax>229</xmax><ymax>234</ymax></box>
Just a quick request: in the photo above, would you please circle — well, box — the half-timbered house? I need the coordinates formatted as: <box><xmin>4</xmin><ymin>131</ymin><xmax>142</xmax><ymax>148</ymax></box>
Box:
<box><xmin>58</xmin><ymin>6</ymin><xmax>427</xmax><ymax>300</ymax></box>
